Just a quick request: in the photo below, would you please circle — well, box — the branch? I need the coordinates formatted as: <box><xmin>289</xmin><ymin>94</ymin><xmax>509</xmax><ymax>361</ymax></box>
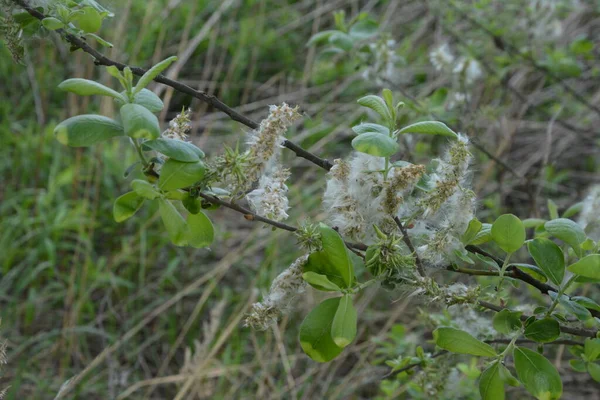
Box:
<box><xmin>464</xmin><ymin>245</ymin><xmax>600</xmax><ymax>319</ymax></box>
<box><xmin>11</xmin><ymin>0</ymin><xmax>333</xmax><ymax>171</ymax></box>
<box><xmin>394</xmin><ymin>216</ymin><xmax>426</xmax><ymax>277</ymax></box>
<box><xmin>478</xmin><ymin>300</ymin><xmax>598</xmax><ymax>339</ymax></box>
<box><xmin>198</xmin><ymin>193</ymin><xmax>367</xmax><ymax>251</ymax></box>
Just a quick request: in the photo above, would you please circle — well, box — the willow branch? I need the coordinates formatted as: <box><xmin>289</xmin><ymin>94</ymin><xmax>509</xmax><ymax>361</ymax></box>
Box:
<box><xmin>11</xmin><ymin>0</ymin><xmax>333</xmax><ymax>171</ymax></box>
<box><xmin>478</xmin><ymin>300</ymin><xmax>598</xmax><ymax>339</ymax></box>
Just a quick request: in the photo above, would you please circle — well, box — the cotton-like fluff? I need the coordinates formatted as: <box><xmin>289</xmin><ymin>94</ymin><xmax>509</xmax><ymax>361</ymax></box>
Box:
<box><xmin>245</xmin><ymin>255</ymin><xmax>308</xmax><ymax>330</ymax></box>
<box><xmin>453</xmin><ymin>58</ymin><xmax>482</xmax><ymax>86</ymax></box>
<box><xmin>241</xmin><ymin>103</ymin><xmax>301</xmax><ymax>193</ymax></box>
<box><xmin>246</xmin><ymin>168</ymin><xmax>291</xmax><ymax>222</ymax></box>
<box><xmin>323</xmin><ymin>158</ymin><xmax>365</xmax><ymax>240</ymax></box>
<box><xmin>324</xmin><ymin>154</ymin><xmax>425</xmax><ymax>243</ymax></box>
<box><xmin>578</xmin><ymin>185</ymin><xmax>600</xmax><ymax>241</ymax></box>
<box><xmin>362</xmin><ymin>39</ymin><xmax>400</xmax><ymax>84</ymax></box>
<box><xmin>429</xmin><ymin>43</ymin><xmax>455</xmax><ymax>72</ymax></box>
<box><xmin>414</xmin><ymin>134</ymin><xmax>476</xmax><ymax>268</ymax></box>
<box><xmin>162</xmin><ymin>108</ymin><xmax>192</xmax><ymax>141</ymax></box>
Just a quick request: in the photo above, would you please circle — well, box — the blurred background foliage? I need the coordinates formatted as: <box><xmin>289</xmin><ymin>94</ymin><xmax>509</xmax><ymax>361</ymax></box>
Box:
<box><xmin>1</xmin><ymin>0</ymin><xmax>600</xmax><ymax>398</ymax></box>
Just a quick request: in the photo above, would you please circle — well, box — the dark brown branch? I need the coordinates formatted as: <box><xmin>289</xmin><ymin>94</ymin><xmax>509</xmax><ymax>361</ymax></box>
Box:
<box><xmin>11</xmin><ymin>0</ymin><xmax>333</xmax><ymax>171</ymax></box>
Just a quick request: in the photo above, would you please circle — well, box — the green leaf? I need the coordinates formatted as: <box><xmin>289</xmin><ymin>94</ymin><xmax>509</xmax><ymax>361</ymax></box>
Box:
<box><xmin>562</xmin><ymin>202</ymin><xmax>583</xmax><ymax>218</ymax></box>
<box><xmin>524</xmin><ymin>318</ymin><xmax>560</xmax><ymax>343</ymax></box>
<box><xmin>158</xmin><ymin>198</ymin><xmax>187</xmax><ymax>246</ymax></box>
<box><xmin>54</xmin><ymin>115</ymin><xmax>124</xmax><ymax>147</ymax></box>
<box><xmin>307</xmin><ymin>30</ymin><xmax>339</xmax><ymax>46</ymax></box>
<box><xmin>471</xmin><ymin>223</ymin><xmax>493</xmax><ymax>245</ymax></box>
<box><xmin>491</xmin><ymin>214</ymin><xmax>526</xmax><ymax>254</ymax></box>
<box><xmin>572</xmin><ymin>296</ymin><xmax>600</xmax><ymax>312</ymax></box>
<box><xmin>113</xmin><ymin>192</ymin><xmax>144</xmax><ymax>222</ymax></box>
<box><xmin>433</xmin><ymin>327</ymin><xmax>497</xmax><ymax>357</ymax></box>
<box><xmin>588</xmin><ymin>363</ymin><xmax>600</xmax><ymax>382</ymax></box>
<box><xmin>120</xmin><ymin>88</ymin><xmax>165</xmax><ymax>113</ymax></box>
<box><xmin>186</xmin><ymin>211</ymin><xmax>214</xmax><ymax>248</ymax></box>
<box><xmin>461</xmin><ymin>217</ymin><xmax>483</xmax><ymax>245</ymax></box>
<box><xmin>58</xmin><ymin>79</ymin><xmax>124</xmax><ymax>100</ymax></box>
<box><xmin>131</xmin><ymin>179</ymin><xmax>160</xmax><ymax>199</ymax></box>
<box><xmin>585</xmin><ymin>338</ymin><xmax>600</xmax><ymax>361</ymax></box>
<box><xmin>351</xmin><ymin>132</ymin><xmax>399</xmax><ymax>157</ymax></box>
<box><xmin>527</xmin><ymin>238</ymin><xmax>565</xmax><ymax>286</ymax></box>
<box><xmin>512</xmin><ymin>263</ymin><xmax>547</xmax><ymax>283</ymax></box>
<box><xmin>158</xmin><ymin>159</ymin><xmax>206</xmax><ymax>191</ymax></box>
<box><xmin>397</xmin><ymin>121</ymin><xmax>458</xmax><ymax>138</ymax></box>
<box><xmin>570</xmin><ymin>359</ymin><xmax>587</xmax><ymax>372</ymax></box>
<box><xmin>143</xmin><ymin>138</ymin><xmax>204</xmax><ymax>162</ymax></box>
<box><xmin>302</xmin><ymin>272</ymin><xmax>342</xmax><ymax>292</ymax></box>
<box><xmin>331</xmin><ymin>294</ymin><xmax>357</xmax><ymax>348</ymax></box>
<box><xmin>567</xmin><ymin>255</ymin><xmax>600</xmax><ymax>279</ymax></box>
<box><xmin>84</xmin><ymin>33</ymin><xmax>113</xmax><ymax>47</ymax></box>
<box><xmin>77</xmin><ymin>6</ymin><xmax>103</xmax><ymax>33</ymax></box>
<box><xmin>357</xmin><ymin>95</ymin><xmax>392</xmax><ymax>122</ymax></box>
<box><xmin>557</xmin><ymin>295</ymin><xmax>591</xmax><ymax>321</ymax></box>
<box><xmin>134</xmin><ymin>56</ymin><xmax>178</xmax><ymax>94</ymax></box>
<box><xmin>299</xmin><ymin>297</ymin><xmax>344</xmax><ymax>362</ymax></box>
<box><xmin>382</xmin><ymin>89</ymin><xmax>394</xmax><ymax>115</ymax></box>
<box><xmin>182</xmin><ymin>195</ymin><xmax>202</xmax><ymax>214</ymax></box>
<box><xmin>547</xmin><ymin>199</ymin><xmax>559</xmax><ymax>220</ymax></box>
<box><xmin>42</xmin><ymin>17</ymin><xmax>64</xmax><ymax>30</ymax></box>
<box><xmin>348</xmin><ymin>19</ymin><xmax>378</xmax><ymax>39</ymax></box>
<box><xmin>513</xmin><ymin>346</ymin><xmax>562</xmax><ymax>400</ymax></box>
<box><xmin>352</xmin><ymin>123</ymin><xmax>389</xmax><ymax>135</ymax></box>
<box><xmin>492</xmin><ymin>309</ymin><xmax>522</xmax><ymax>334</ymax></box>
<box><xmin>498</xmin><ymin>363</ymin><xmax>521</xmax><ymax>387</ymax></box>
<box><xmin>523</xmin><ymin>218</ymin><xmax>547</xmax><ymax>229</ymax></box>
<box><xmin>479</xmin><ymin>362</ymin><xmax>505</xmax><ymax>400</ymax></box>
<box><xmin>120</xmin><ymin>104</ymin><xmax>160</xmax><ymax>139</ymax></box>
<box><xmin>544</xmin><ymin>218</ymin><xmax>586</xmax><ymax>255</ymax></box>
<box><xmin>328</xmin><ymin>31</ymin><xmax>354</xmax><ymax>51</ymax></box>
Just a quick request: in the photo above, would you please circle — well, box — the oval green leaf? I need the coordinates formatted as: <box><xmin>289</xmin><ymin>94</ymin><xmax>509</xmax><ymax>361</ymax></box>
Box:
<box><xmin>134</xmin><ymin>56</ymin><xmax>178</xmax><ymax>94</ymax></box>
<box><xmin>186</xmin><ymin>211</ymin><xmax>214</xmax><ymax>248</ymax></box>
<box><xmin>158</xmin><ymin>159</ymin><xmax>206</xmax><ymax>191</ymax></box>
<box><xmin>131</xmin><ymin>179</ymin><xmax>160</xmax><ymax>199</ymax></box>
<box><xmin>302</xmin><ymin>272</ymin><xmax>342</xmax><ymax>292</ymax></box>
<box><xmin>54</xmin><ymin>115</ymin><xmax>124</xmax><ymax>147</ymax></box>
<box><xmin>299</xmin><ymin>297</ymin><xmax>344</xmax><ymax>362</ymax></box>
<box><xmin>492</xmin><ymin>309</ymin><xmax>522</xmax><ymax>334</ymax></box>
<box><xmin>545</xmin><ymin>218</ymin><xmax>586</xmax><ymax>254</ymax></box>
<box><xmin>479</xmin><ymin>362</ymin><xmax>505</xmax><ymax>400</ymax></box>
<box><xmin>113</xmin><ymin>191</ymin><xmax>144</xmax><ymax>222</ymax></box>
<box><xmin>357</xmin><ymin>95</ymin><xmax>392</xmax><ymax>122</ymax></box>
<box><xmin>351</xmin><ymin>132</ymin><xmax>399</xmax><ymax>157</ymax></box>
<box><xmin>527</xmin><ymin>238</ymin><xmax>565</xmax><ymax>286</ymax></box>
<box><xmin>143</xmin><ymin>138</ymin><xmax>205</xmax><ymax>162</ymax></box>
<box><xmin>120</xmin><ymin>104</ymin><xmax>160</xmax><ymax>139</ymax></box>
<box><xmin>433</xmin><ymin>327</ymin><xmax>497</xmax><ymax>357</ymax></box>
<box><xmin>513</xmin><ymin>346</ymin><xmax>562</xmax><ymax>400</ymax></box>
<box><xmin>397</xmin><ymin>121</ymin><xmax>458</xmax><ymax>138</ymax></box>
<box><xmin>331</xmin><ymin>294</ymin><xmax>357</xmax><ymax>348</ymax></box>
<box><xmin>158</xmin><ymin>198</ymin><xmax>187</xmax><ymax>246</ymax></box>
<box><xmin>58</xmin><ymin>78</ymin><xmax>125</xmax><ymax>101</ymax></box>
<box><xmin>567</xmin><ymin>254</ymin><xmax>600</xmax><ymax>279</ymax></box>
<box><xmin>524</xmin><ymin>318</ymin><xmax>560</xmax><ymax>343</ymax></box>
<box><xmin>319</xmin><ymin>223</ymin><xmax>353</xmax><ymax>287</ymax></box>
<box><xmin>351</xmin><ymin>122</ymin><xmax>389</xmax><ymax>135</ymax></box>
<box><xmin>491</xmin><ymin>214</ymin><xmax>526</xmax><ymax>254</ymax></box>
